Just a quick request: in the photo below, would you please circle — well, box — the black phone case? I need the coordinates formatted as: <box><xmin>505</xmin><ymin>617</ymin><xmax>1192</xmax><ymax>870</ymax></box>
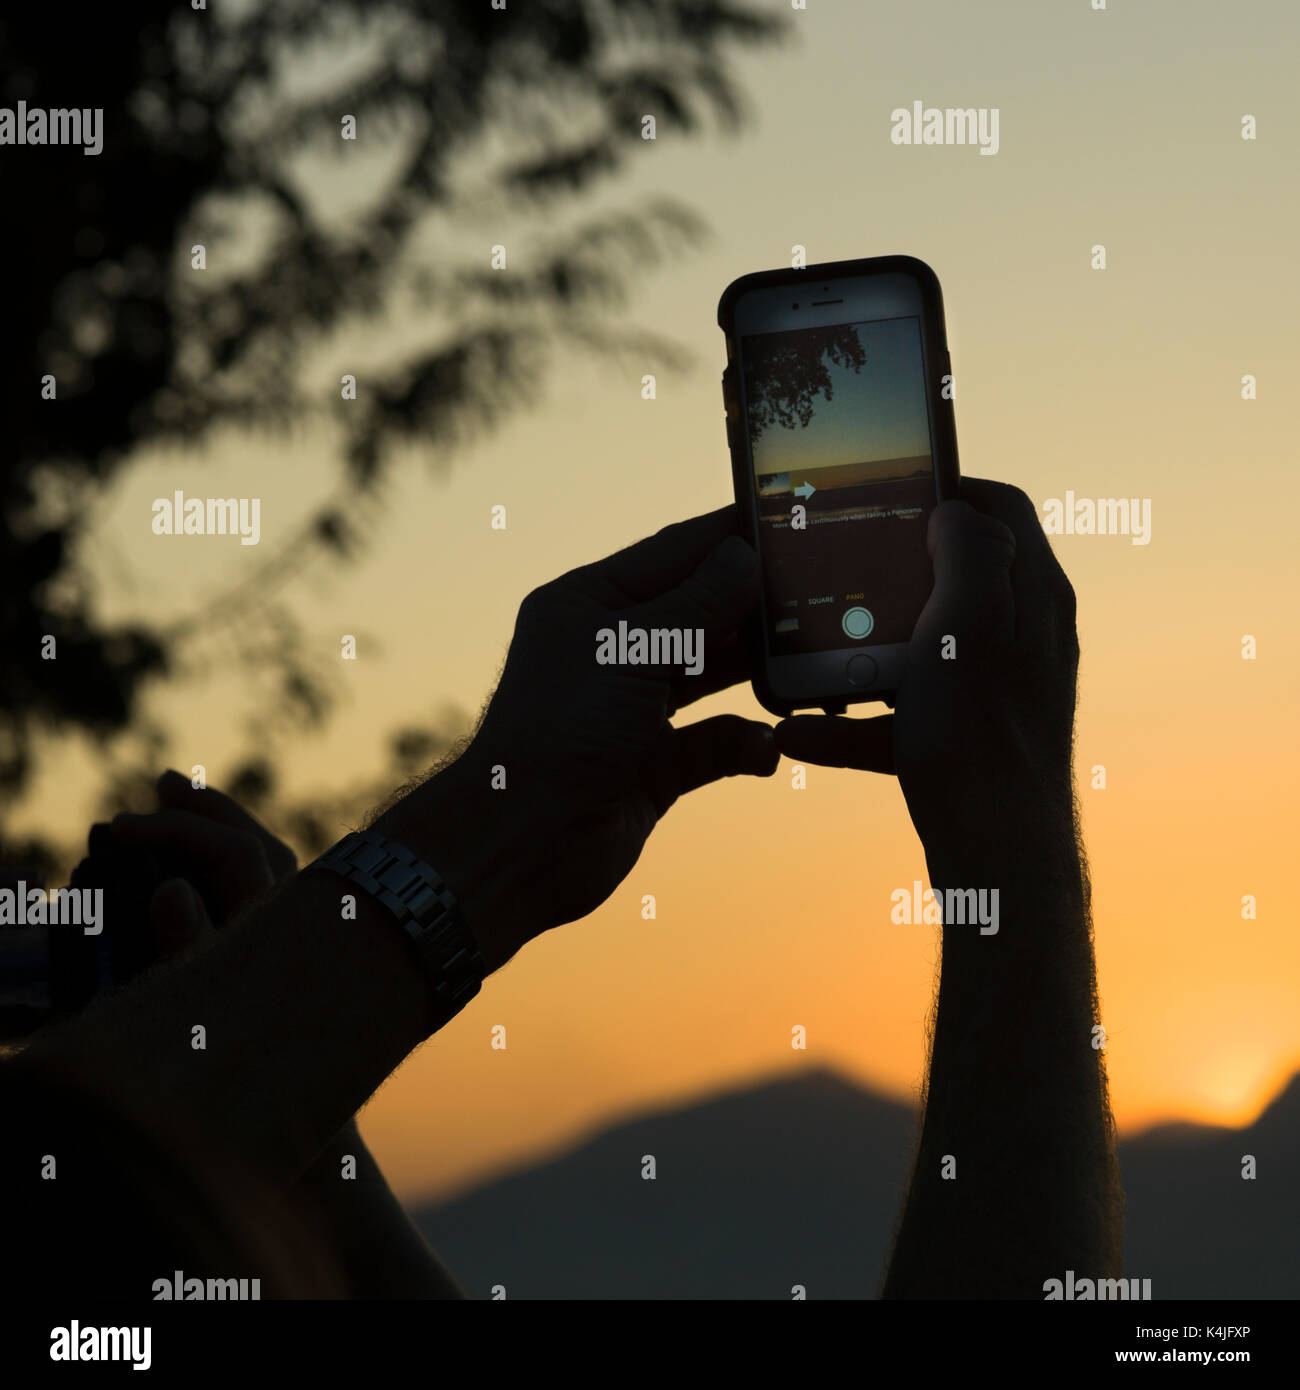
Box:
<box><xmin>717</xmin><ymin>255</ymin><xmax>961</xmax><ymax>716</ymax></box>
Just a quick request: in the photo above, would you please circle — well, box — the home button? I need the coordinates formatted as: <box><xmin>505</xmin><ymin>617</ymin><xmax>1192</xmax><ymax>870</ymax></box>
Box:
<box><xmin>845</xmin><ymin>653</ymin><xmax>878</xmax><ymax>687</ymax></box>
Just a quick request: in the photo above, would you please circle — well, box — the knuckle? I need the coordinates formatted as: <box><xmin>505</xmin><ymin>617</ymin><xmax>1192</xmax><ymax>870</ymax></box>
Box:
<box><xmin>268</xmin><ymin>841</ymin><xmax>297</xmax><ymax>875</ymax></box>
<box><xmin>1003</xmin><ymin>484</ymin><xmax>1040</xmax><ymax>532</ymax></box>
<box><xmin>1060</xmin><ymin>577</ymin><xmax>1078</xmax><ymax>621</ymax></box>
<box><xmin>516</xmin><ymin>585</ymin><xmax>552</xmax><ymax>628</ymax></box>
<box><xmin>678</xmin><ymin>569</ymin><xmax>728</xmax><ymax>621</ymax></box>
<box><xmin>1051</xmin><ymin>567</ymin><xmax>1078</xmax><ymax>625</ymax></box>
<box><xmin>235</xmin><ymin>829</ymin><xmax>263</xmax><ymax>857</ymax></box>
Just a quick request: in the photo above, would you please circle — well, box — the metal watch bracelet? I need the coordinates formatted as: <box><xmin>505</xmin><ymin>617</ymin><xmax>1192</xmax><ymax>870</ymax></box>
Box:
<box><xmin>307</xmin><ymin>829</ymin><xmax>485</xmax><ymax>1030</ymax></box>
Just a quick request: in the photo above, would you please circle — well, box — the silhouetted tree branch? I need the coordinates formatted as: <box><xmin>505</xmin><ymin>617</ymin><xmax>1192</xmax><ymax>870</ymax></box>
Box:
<box><xmin>0</xmin><ymin>0</ymin><xmax>787</xmax><ymax>821</ymax></box>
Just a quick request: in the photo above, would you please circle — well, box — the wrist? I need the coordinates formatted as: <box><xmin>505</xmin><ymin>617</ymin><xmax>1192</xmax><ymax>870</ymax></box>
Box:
<box><xmin>299</xmin><ymin>1118</ymin><xmax>364</xmax><ymax>1189</ymax></box>
<box><xmin>923</xmin><ymin>797</ymin><xmax>1084</xmax><ymax>919</ymax></box>
<box><xmin>368</xmin><ymin>755</ymin><xmax>532</xmax><ymax>974</ymax></box>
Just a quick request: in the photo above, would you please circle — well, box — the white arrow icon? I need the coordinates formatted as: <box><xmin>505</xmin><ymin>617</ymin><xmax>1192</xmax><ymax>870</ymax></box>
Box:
<box><xmin>794</xmin><ymin>481</ymin><xmax>816</xmax><ymax>500</ymax></box>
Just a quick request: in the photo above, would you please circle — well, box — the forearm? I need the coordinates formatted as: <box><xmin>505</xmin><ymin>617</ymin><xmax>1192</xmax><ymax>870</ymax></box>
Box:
<box><xmin>296</xmin><ymin>1122</ymin><xmax>465</xmax><ymax>1298</ymax></box>
<box><xmin>882</xmin><ymin>808</ymin><xmax>1121</xmax><ymax>1298</ymax></box>
<box><xmin>18</xmin><ymin>770</ymin><xmax>510</xmax><ymax>1189</ymax></box>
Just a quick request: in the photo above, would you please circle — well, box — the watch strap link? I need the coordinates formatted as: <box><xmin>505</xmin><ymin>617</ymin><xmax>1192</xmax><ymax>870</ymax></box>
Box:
<box><xmin>309</xmin><ymin>830</ymin><xmax>485</xmax><ymax>1025</ymax></box>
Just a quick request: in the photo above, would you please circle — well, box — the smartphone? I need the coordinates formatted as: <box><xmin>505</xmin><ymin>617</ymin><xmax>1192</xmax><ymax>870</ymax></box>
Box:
<box><xmin>718</xmin><ymin>255</ymin><xmax>960</xmax><ymax>714</ymax></box>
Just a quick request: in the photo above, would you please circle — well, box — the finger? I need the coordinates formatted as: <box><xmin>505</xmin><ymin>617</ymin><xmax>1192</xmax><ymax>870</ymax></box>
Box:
<box><xmin>626</xmin><ymin>534</ymin><xmax>760</xmax><ymax>670</ymax></box>
<box><xmin>667</xmin><ymin>632</ymin><xmax>751</xmax><ymax>714</ymax></box>
<box><xmin>653</xmin><ymin>715</ymin><xmax>777</xmax><ymax>812</ymax></box>
<box><xmin>156</xmin><ymin>770</ymin><xmax>297</xmax><ymax>879</ymax></box>
<box><xmin>774</xmin><ymin>713</ymin><xmax>896</xmax><ymax>774</ymax></box>
<box><xmin>909</xmin><ymin>500</ymin><xmax>1016</xmax><ymax>675</ymax></box>
<box><xmin>86</xmin><ymin>820</ymin><xmax>119</xmax><ymax>860</ymax></box>
<box><xmin>106</xmin><ymin>809</ymin><xmax>276</xmax><ymax>911</ymax></box>
<box><xmin>149</xmin><ymin>877</ymin><xmax>214</xmax><ymax>957</ymax></box>
<box><xmin>561</xmin><ymin>507</ymin><xmax>741</xmax><ymax>605</ymax></box>
<box><xmin>958</xmin><ymin>478</ymin><xmax>1075</xmax><ymax>653</ymax></box>
<box><xmin>80</xmin><ymin>827</ymin><xmax>166</xmax><ymax>900</ymax></box>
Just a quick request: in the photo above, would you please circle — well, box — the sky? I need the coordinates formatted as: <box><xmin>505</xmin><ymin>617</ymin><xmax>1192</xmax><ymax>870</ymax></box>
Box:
<box><xmin>13</xmin><ymin>0</ymin><xmax>1300</xmax><ymax>1202</ymax></box>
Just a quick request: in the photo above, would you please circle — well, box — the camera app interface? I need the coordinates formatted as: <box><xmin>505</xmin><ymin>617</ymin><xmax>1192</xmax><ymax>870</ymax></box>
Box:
<box><xmin>741</xmin><ymin>315</ymin><xmax>936</xmax><ymax>654</ymax></box>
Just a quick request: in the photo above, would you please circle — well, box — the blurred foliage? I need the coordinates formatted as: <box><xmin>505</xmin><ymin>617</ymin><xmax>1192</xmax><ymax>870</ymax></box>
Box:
<box><xmin>30</xmin><ymin>704</ymin><xmax>472</xmax><ymax>886</ymax></box>
<box><xmin>0</xmin><ymin>0</ymin><xmax>787</xmax><ymax>862</ymax></box>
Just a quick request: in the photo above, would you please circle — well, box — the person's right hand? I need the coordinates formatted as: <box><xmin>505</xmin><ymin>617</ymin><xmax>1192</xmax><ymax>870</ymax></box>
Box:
<box><xmin>371</xmin><ymin>506</ymin><xmax>778</xmax><ymax>973</ymax></box>
<box><xmin>773</xmin><ymin>479</ymin><xmax>1080</xmax><ymax>868</ymax></box>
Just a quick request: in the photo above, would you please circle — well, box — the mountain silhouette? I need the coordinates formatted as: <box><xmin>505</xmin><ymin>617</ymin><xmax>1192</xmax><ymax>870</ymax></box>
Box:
<box><xmin>1121</xmin><ymin>1072</ymin><xmax>1299</xmax><ymax>1298</ymax></box>
<box><xmin>409</xmin><ymin>1066</ymin><xmax>1300</xmax><ymax>1299</ymax></box>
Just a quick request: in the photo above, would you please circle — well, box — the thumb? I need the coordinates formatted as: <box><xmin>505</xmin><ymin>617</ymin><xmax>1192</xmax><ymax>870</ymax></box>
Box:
<box><xmin>774</xmin><ymin>713</ymin><xmax>895</xmax><ymax>774</ymax></box>
<box><xmin>149</xmin><ymin>878</ymin><xmax>214</xmax><ymax>957</ymax></box>
<box><xmin>911</xmin><ymin>500</ymin><xmax>1016</xmax><ymax>672</ymax></box>
<box><xmin>652</xmin><ymin>715</ymin><xmax>778</xmax><ymax>813</ymax></box>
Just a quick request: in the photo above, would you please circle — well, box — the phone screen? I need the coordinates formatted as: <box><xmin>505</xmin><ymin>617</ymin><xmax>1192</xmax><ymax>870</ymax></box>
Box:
<box><xmin>740</xmin><ymin>314</ymin><xmax>937</xmax><ymax>655</ymax></box>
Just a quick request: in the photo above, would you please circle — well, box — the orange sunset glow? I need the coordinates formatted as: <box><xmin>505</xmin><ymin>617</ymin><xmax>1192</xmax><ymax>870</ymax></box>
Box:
<box><xmin>10</xmin><ymin>0</ymin><xmax>1300</xmax><ymax>1213</ymax></box>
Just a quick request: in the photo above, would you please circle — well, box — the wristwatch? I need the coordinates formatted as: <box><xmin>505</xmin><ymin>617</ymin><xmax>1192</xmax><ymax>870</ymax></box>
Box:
<box><xmin>308</xmin><ymin>829</ymin><xmax>485</xmax><ymax>1030</ymax></box>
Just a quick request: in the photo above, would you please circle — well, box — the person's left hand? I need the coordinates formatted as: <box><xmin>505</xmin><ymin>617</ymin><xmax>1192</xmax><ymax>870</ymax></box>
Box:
<box><xmin>80</xmin><ymin>771</ymin><xmax>296</xmax><ymax>961</ymax></box>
